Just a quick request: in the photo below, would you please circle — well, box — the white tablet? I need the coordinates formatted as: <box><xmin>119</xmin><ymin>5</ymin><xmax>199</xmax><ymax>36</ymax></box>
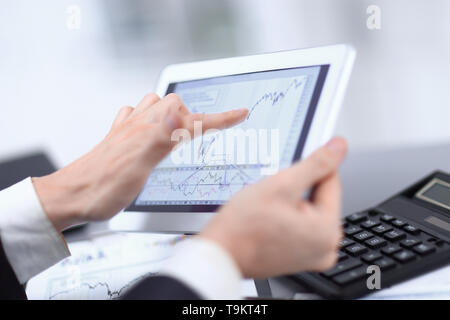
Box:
<box><xmin>109</xmin><ymin>44</ymin><xmax>356</xmax><ymax>233</ymax></box>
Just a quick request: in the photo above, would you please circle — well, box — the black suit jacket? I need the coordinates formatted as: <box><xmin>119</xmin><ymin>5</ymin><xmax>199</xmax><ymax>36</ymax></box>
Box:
<box><xmin>0</xmin><ymin>239</ymin><xmax>200</xmax><ymax>300</ymax></box>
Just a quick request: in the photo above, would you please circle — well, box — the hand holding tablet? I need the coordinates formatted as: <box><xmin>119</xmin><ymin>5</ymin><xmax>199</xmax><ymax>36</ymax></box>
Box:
<box><xmin>201</xmin><ymin>137</ymin><xmax>347</xmax><ymax>278</ymax></box>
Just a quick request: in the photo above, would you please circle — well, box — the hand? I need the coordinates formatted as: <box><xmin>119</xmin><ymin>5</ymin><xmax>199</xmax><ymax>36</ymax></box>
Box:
<box><xmin>200</xmin><ymin>137</ymin><xmax>347</xmax><ymax>278</ymax></box>
<box><xmin>32</xmin><ymin>93</ymin><xmax>248</xmax><ymax>231</ymax></box>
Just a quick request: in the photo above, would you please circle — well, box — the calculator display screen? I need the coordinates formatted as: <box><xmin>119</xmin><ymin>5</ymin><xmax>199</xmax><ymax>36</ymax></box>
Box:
<box><xmin>416</xmin><ymin>178</ymin><xmax>450</xmax><ymax>211</ymax></box>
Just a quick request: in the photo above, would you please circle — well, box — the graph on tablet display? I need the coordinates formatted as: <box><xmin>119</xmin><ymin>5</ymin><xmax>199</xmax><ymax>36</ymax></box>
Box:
<box><xmin>135</xmin><ymin>65</ymin><xmax>325</xmax><ymax>206</ymax></box>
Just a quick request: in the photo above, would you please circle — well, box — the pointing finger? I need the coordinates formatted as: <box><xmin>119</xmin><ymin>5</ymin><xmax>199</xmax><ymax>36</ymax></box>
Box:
<box><xmin>185</xmin><ymin>108</ymin><xmax>248</xmax><ymax>136</ymax></box>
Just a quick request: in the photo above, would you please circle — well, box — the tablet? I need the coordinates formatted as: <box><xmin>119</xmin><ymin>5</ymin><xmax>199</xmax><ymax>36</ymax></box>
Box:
<box><xmin>109</xmin><ymin>44</ymin><xmax>356</xmax><ymax>233</ymax></box>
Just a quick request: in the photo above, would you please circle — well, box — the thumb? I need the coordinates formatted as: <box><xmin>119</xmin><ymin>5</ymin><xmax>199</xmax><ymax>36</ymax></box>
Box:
<box><xmin>292</xmin><ymin>137</ymin><xmax>347</xmax><ymax>189</ymax></box>
<box><xmin>273</xmin><ymin>137</ymin><xmax>347</xmax><ymax>202</ymax></box>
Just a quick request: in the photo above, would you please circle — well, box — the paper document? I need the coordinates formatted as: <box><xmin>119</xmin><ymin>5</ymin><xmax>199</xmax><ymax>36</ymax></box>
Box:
<box><xmin>26</xmin><ymin>232</ymin><xmax>257</xmax><ymax>299</ymax></box>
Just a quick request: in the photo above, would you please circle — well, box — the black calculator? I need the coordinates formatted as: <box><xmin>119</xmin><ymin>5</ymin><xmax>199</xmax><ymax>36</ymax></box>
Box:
<box><xmin>292</xmin><ymin>171</ymin><xmax>450</xmax><ymax>299</ymax></box>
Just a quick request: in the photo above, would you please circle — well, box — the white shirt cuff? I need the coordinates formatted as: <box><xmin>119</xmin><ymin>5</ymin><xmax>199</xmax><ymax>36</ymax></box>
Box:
<box><xmin>161</xmin><ymin>237</ymin><xmax>243</xmax><ymax>299</ymax></box>
<box><xmin>0</xmin><ymin>177</ymin><xmax>70</xmax><ymax>284</ymax></box>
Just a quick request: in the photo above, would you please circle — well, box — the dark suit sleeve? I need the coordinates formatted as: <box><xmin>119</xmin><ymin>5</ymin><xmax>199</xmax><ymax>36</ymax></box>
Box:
<box><xmin>0</xmin><ymin>238</ymin><xmax>27</xmax><ymax>299</ymax></box>
<box><xmin>123</xmin><ymin>275</ymin><xmax>202</xmax><ymax>300</ymax></box>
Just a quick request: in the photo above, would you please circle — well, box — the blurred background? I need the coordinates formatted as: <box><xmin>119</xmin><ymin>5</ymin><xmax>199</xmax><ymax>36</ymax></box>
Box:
<box><xmin>1</xmin><ymin>0</ymin><xmax>449</xmax><ymax>167</ymax></box>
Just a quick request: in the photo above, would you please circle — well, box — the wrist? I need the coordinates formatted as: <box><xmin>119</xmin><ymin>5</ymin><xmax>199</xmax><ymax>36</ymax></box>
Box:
<box><xmin>32</xmin><ymin>172</ymin><xmax>85</xmax><ymax>231</ymax></box>
<box><xmin>162</xmin><ymin>237</ymin><xmax>243</xmax><ymax>299</ymax></box>
<box><xmin>200</xmin><ymin>221</ymin><xmax>254</xmax><ymax>278</ymax></box>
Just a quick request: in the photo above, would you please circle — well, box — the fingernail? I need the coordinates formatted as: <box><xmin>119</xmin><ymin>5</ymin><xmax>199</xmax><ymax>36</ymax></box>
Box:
<box><xmin>233</xmin><ymin>109</ymin><xmax>249</xmax><ymax>123</ymax></box>
<box><xmin>326</xmin><ymin>138</ymin><xmax>346</xmax><ymax>156</ymax></box>
<box><xmin>234</xmin><ymin>108</ymin><xmax>248</xmax><ymax>116</ymax></box>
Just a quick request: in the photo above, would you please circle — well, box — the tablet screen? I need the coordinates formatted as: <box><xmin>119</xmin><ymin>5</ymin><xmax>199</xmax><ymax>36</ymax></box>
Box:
<box><xmin>127</xmin><ymin>64</ymin><xmax>329</xmax><ymax>212</ymax></box>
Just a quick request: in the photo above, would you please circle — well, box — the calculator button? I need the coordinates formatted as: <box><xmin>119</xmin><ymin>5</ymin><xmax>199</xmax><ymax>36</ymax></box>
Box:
<box><xmin>344</xmin><ymin>226</ymin><xmax>362</xmax><ymax>236</ymax></box>
<box><xmin>361</xmin><ymin>252</ymin><xmax>382</xmax><ymax>263</ymax></box>
<box><xmin>338</xmin><ymin>251</ymin><xmax>348</xmax><ymax>261</ymax></box>
<box><xmin>384</xmin><ymin>230</ymin><xmax>406</xmax><ymax>241</ymax></box>
<box><xmin>381</xmin><ymin>244</ymin><xmax>402</xmax><ymax>255</ymax></box>
<box><xmin>413</xmin><ymin>243</ymin><xmax>436</xmax><ymax>256</ymax></box>
<box><xmin>353</xmin><ymin>231</ymin><xmax>374</xmax><ymax>242</ymax></box>
<box><xmin>400</xmin><ymin>239</ymin><xmax>421</xmax><ymax>249</ymax></box>
<box><xmin>345</xmin><ymin>244</ymin><xmax>368</xmax><ymax>256</ymax></box>
<box><xmin>340</xmin><ymin>238</ymin><xmax>355</xmax><ymax>248</ymax></box>
<box><xmin>403</xmin><ymin>224</ymin><xmax>420</xmax><ymax>235</ymax></box>
<box><xmin>365</xmin><ymin>237</ymin><xmax>387</xmax><ymax>249</ymax></box>
<box><xmin>380</xmin><ymin>214</ymin><xmax>395</xmax><ymax>222</ymax></box>
<box><xmin>333</xmin><ymin>266</ymin><xmax>367</xmax><ymax>286</ymax></box>
<box><xmin>372</xmin><ymin>224</ymin><xmax>392</xmax><ymax>235</ymax></box>
<box><xmin>374</xmin><ymin>257</ymin><xmax>396</xmax><ymax>271</ymax></box>
<box><xmin>393</xmin><ymin>250</ymin><xmax>416</xmax><ymax>263</ymax></box>
<box><xmin>392</xmin><ymin>219</ymin><xmax>407</xmax><ymax>228</ymax></box>
<box><xmin>346</xmin><ymin>213</ymin><xmax>367</xmax><ymax>224</ymax></box>
<box><xmin>368</xmin><ymin>210</ymin><xmax>379</xmax><ymax>216</ymax></box>
<box><xmin>322</xmin><ymin>259</ymin><xmax>362</xmax><ymax>277</ymax></box>
<box><xmin>361</xmin><ymin>219</ymin><xmax>380</xmax><ymax>229</ymax></box>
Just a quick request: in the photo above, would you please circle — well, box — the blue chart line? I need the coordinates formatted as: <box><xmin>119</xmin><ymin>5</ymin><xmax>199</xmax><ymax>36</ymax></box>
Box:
<box><xmin>197</xmin><ymin>135</ymin><xmax>217</xmax><ymax>161</ymax></box>
<box><xmin>246</xmin><ymin>78</ymin><xmax>305</xmax><ymax>120</ymax></box>
<box><xmin>146</xmin><ymin>164</ymin><xmax>260</xmax><ymax>200</ymax></box>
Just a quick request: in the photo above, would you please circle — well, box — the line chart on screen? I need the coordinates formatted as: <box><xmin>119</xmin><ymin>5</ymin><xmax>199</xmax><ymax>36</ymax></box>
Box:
<box><xmin>135</xmin><ymin>73</ymin><xmax>314</xmax><ymax>205</ymax></box>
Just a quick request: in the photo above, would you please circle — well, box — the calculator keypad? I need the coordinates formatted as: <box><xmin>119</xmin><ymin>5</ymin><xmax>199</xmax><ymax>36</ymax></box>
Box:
<box><xmin>316</xmin><ymin>210</ymin><xmax>448</xmax><ymax>287</ymax></box>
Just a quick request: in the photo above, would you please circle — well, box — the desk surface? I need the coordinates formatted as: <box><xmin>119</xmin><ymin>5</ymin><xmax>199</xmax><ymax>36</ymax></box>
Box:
<box><xmin>64</xmin><ymin>143</ymin><xmax>450</xmax><ymax>299</ymax></box>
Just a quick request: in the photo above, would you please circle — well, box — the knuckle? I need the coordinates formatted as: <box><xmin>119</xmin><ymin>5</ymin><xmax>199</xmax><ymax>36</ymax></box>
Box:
<box><xmin>170</xmin><ymin>102</ymin><xmax>184</xmax><ymax>113</ymax></box>
<box><xmin>120</xmin><ymin>105</ymin><xmax>133</xmax><ymax>113</ymax></box>
<box><xmin>144</xmin><ymin>93</ymin><xmax>160</xmax><ymax>103</ymax></box>
<box><xmin>165</xmin><ymin>93</ymin><xmax>182</xmax><ymax>105</ymax></box>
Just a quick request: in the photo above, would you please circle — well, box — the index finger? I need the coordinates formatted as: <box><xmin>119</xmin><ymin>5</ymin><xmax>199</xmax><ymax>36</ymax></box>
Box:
<box><xmin>185</xmin><ymin>109</ymin><xmax>248</xmax><ymax>134</ymax></box>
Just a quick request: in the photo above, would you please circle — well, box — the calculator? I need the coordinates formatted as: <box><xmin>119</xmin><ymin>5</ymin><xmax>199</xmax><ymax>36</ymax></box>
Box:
<box><xmin>292</xmin><ymin>171</ymin><xmax>450</xmax><ymax>299</ymax></box>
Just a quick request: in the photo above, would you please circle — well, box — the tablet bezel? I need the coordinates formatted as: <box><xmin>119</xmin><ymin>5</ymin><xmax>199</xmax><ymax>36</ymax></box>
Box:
<box><xmin>127</xmin><ymin>65</ymin><xmax>328</xmax><ymax>213</ymax></box>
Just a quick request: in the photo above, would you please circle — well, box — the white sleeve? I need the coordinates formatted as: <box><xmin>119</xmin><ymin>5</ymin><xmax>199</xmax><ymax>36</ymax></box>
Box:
<box><xmin>160</xmin><ymin>237</ymin><xmax>243</xmax><ymax>300</ymax></box>
<box><xmin>0</xmin><ymin>178</ymin><xmax>70</xmax><ymax>284</ymax></box>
